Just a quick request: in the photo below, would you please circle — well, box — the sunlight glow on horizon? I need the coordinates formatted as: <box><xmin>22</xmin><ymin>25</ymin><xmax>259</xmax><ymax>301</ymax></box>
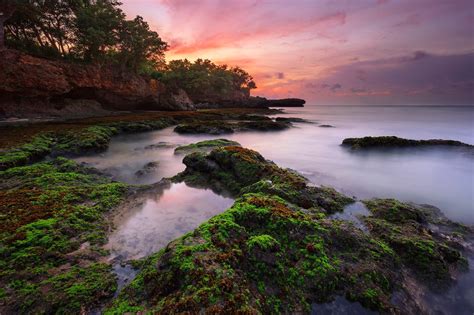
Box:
<box><xmin>121</xmin><ymin>0</ymin><xmax>474</xmax><ymax>105</ymax></box>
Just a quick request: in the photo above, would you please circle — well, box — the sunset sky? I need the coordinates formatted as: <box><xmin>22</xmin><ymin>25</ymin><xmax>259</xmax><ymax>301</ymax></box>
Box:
<box><xmin>122</xmin><ymin>0</ymin><xmax>474</xmax><ymax>105</ymax></box>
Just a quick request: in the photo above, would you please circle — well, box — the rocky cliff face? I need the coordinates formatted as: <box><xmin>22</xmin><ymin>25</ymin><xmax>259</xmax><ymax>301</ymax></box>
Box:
<box><xmin>0</xmin><ymin>49</ymin><xmax>194</xmax><ymax>118</ymax></box>
<box><xmin>193</xmin><ymin>96</ymin><xmax>306</xmax><ymax>109</ymax></box>
<box><xmin>0</xmin><ymin>50</ymin><xmax>305</xmax><ymax>119</ymax></box>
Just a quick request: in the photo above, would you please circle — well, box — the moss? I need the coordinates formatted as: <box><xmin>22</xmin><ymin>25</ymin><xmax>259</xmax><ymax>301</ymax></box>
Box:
<box><xmin>0</xmin><ymin>134</ymin><xmax>54</xmax><ymax>171</ymax></box>
<box><xmin>342</xmin><ymin>136</ymin><xmax>473</xmax><ymax>149</ymax></box>
<box><xmin>0</xmin><ymin>158</ymin><xmax>128</xmax><ymax>313</ymax></box>
<box><xmin>107</xmin><ymin>193</ymin><xmax>396</xmax><ymax>313</ymax></box>
<box><xmin>0</xmin><ymin>118</ymin><xmax>175</xmax><ymax>171</ymax></box>
<box><xmin>174</xmin><ymin>122</ymin><xmax>235</xmax><ymax>135</ymax></box>
<box><xmin>178</xmin><ymin>146</ymin><xmax>353</xmax><ymax>211</ymax></box>
<box><xmin>174</xmin><ymin>139</ymin><xmax>241</xmax><ymax>155</ymax></box>
<box><xmin>247</xmin><ymin>234</ymin><xmax>280</xmax><ymax>251</ymax></box>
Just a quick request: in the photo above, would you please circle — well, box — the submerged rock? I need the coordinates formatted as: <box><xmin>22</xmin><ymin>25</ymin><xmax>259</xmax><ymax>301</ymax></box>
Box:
<box><xmin>173</xmin><ymin>119</ymin><xmax>291</xmax><ymax>135</ymax></box>
<box><xmin>342</xmin><ymin>136</ymin><xmax>473</xmax><ymax>150</ymax></box>
<box><xmin>142</xmin><ymin>142</ymin><xmax>175</xmax><ymax>150</ymax></box>
<box><xmin>236</xmin><ymin>120</ymin><xmax>291</xmax><ymax>131</ymax></box>
<box><xmin>174</xmin><ymin>122</ymin><xmax>235</xmax><ymax>135</ymax></box>
<box><xmin>135</xmin><ymin>161</ymin><xmax>160</xmax><ymax>177</ymax></box>
<box><xmin>275</xmin><ymin>117</ymin><xmax>311</xmax><ymax>123</ymax></box>
<box><xmin>174</xmin><ymin>139</ymin><xmax>241</xmax><ymax>155</ymax></box>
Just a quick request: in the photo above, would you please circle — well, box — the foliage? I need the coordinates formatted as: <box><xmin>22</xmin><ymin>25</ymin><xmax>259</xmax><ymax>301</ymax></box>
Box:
<box><xmin>4</xmin><ymin>0</ymin><xmax>168</xmax><ymax>71</ymax></box>
<box><xmin>162</xmin><ymin>58</ymin><xmax>257</xmax><ymax>102</ymax></box>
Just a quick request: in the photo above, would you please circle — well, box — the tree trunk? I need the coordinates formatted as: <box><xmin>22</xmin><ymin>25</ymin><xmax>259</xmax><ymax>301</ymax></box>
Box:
<box><xmin>0</xmin><ymin>17</ymin><xmax>5</xmax><ymax>50</ymax></box>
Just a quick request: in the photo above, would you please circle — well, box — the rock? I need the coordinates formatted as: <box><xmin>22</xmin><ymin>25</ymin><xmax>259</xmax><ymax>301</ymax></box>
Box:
<box><xmin>174</xmin><ymin>122</ymin><xmax>234</xmax><ymax>135</ymax></box>
<box><xmin>0</xmin><ymin>49</ymin><xmax>194</xmax><ymax>118</ymax></box>
<box><xmin>174</xmin><ymin>139</ymin><xmax>241</xmax><ymax>155</ymax></box>
<box><xmin>236</xmin><ymin>120</ymin><xmax>291</xmax><ymax>131</ymax></box>
<box><xmin>319</xmin><ymin>124</ymin><xmax>334</xmax><ymax>128</ymax></box>
<box><xmin>275</xmin><ymin>117</ymin><xmax>309</xmax><ymax>123</ymax></box>
<box><xmin>108</xmin><ymin>146</ymin><xmax>472</xmax><ymax>314</ymax></box>
<box><xmin>342</xmin><ymin>136</ymin><xmax>473</xmax><ymax>150</ymax></box>
<box><xmin>141</xmin><ymin>142</ymin><xmax>175</xmax><ymax>150</ymax></box>
<box><xmin>193</xmin><ymin>96</ymin><xmax>306</xmax><ymax>109</ymax></box>
<box><xmin>134</xmin><ymin>161</ymin><xmax>160</xmax><ymax>177</ymax></box>
<box><xmin>263</xmin><ymin>98</ymin><xmax>306</xmax><ymax>107</ymax></box>
<box><xmin>173</xmin><ymin>120</ymin><xmax>291</xmax><ymax>135</ymax></box>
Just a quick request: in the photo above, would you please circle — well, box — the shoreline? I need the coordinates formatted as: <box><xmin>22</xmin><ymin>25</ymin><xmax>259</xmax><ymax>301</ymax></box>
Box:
<box><xmin>1</xmin><ymin>108</ymin><xmax>473</xmax><ymax>314</ymax></box>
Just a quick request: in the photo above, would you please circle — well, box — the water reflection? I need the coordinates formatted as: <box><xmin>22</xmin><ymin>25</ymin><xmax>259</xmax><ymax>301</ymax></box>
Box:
<box><xmin>329</xmin><ymin>202</ymin><xmax>370</xmax><ymax>233</ymax></box>
<box><xmin>74</xmin><ymin>106</ymin><xmax>474</xmax><ymax>223</ymax></box>
<box><xmin>106</xmin><ymin>182</ymin><xmax>234</xmax><ymax>261</ymax></box>
<box><xmin>311</xmin><ymin>296</ymin><xmax>377</xmax><ymax>315</ymax></box>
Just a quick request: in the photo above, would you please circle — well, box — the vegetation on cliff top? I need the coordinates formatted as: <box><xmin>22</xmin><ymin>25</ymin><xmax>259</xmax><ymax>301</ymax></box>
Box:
<box><xmin>2</xmin><ymin>1</ymin><xmax>257</xmax><ymax>100</ymax></box>
<box><xmin>3</xmin><ymin>0</ymin><xmax>167</xmax><ymax>72</ymax></box>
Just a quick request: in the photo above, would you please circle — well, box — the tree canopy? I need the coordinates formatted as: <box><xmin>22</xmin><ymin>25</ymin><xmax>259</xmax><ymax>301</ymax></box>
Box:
<box><xmin>162</xmin><ymin>59</ymin><xmax>257</xmax><ymax>101</ymax></box>
<box><xmin>1</xmin><ymin>0</ymin><xmax>257</xmax><ymax>98</ymax></box>
<box><xmin>2</xmin><ymin>0</ymin><xmax>168</xmax><ymax>71</ymax></box>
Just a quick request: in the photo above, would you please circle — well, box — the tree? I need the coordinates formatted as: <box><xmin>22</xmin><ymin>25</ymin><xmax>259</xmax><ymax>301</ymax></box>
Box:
<box><xmin>0</xmin><ymin>0</ymin><xmax>19</xmax><ymax>49</ymax></box>
<box><xmin>74</xmin><ymin>0</ymin><xmax>124</xmax><ymax>61</ymax></box>
<box><xmin>117</xmin><ymin>15</ymin><xmax>168</xmax><ymax>72</ymax></box>
<box><xmin>162</xmin><ymin>59</ymin><xmax>257</xmax><ymax>102</ymax></box>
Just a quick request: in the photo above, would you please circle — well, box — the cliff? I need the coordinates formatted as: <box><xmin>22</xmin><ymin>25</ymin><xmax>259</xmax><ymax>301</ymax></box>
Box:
<box><xmin>0</xmin><ymin>49</ymin><xmax>193</xmax><ymax>118</ymax></box>
<box><xmin>193</xmin><ymin>96</ymin><xmax>306</xmax><ymax>109</ymax></box>
<box><xmin>0</xmin><ymin>50</ymin><xmax>305</xmax><ymax>119</ymax></box>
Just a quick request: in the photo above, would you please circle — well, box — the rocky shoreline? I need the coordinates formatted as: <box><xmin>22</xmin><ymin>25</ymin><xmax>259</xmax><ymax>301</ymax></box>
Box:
<box><xmin>0</xmin><ymin>109</ymin><xmax>473</xmax><ymax>314</ymax></box>
<box><xmin>0</xmin><ymin>50</ymin><xmax>305</xmax><ymax>120</ymax></box>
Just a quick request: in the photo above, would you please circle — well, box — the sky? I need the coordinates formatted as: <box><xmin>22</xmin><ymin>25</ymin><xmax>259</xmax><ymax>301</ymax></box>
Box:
<box><xmin>122</xmin><ymin>0</ymin><xmax>474</xmax><ymax>105</ymax></box>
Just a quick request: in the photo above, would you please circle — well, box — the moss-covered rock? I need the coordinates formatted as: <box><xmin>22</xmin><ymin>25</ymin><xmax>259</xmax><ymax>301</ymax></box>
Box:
<box><xmin>174</xmin><ymin>120</ymin><xmax>291</xmax><ymax>135</ymax></box>
<box><xmin>108</xmin><ymin>146</ymin><xmax>472</xmax><ymax>314</ymax></box>
<box><xmin>275</xmin><ymin>117</ymin><xmax>309</xmax><ymax>123</ymax></box>
<box><xmin>0</xmin><ymin>118</ymin><xmax>175</xmax><ymax>171</ymax></box>
<box><xmin>174</xmin><ymin>122</ymin><xmax>235</xmax><ymax>135</ymax></box>
<box><xmin>0</xmin><ymin>157</ymin><xmax>128</xmax><ymax>313</ymax></box>
<box><xmin>106</xmin><ymin>193</ymin><xmax>401</xmax><ymax>314</ymax></box>
<box><xmin>363</xmin><ymin>198</ymin><xmax>471</xmax><ymax>288</ymax></box>
<box><xmin>0</xmin><ymin>134</ymin><xmax>54</xmax><ymax>171</ymax></box>
<box><xmin>342</xmin><ymin>136</ymin><xmax>473</xmax><ymax>150</ymax></box>
<box><xmin>176</xmin><ymin>146</ymin><xmax>353</xmax><ymax>212</ymax></box>
<box><xmin>174</xmin><ymin>139</ymin><xmax>241</xmax><ymax>155</ymax></box>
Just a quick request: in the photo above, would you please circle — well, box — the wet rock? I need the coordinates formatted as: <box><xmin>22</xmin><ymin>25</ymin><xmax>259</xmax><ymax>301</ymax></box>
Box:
<box><xmin>236</xmin><ymin>120</ymin><xmax>291</xmax><ymax>131</ymax></box>
<box><xmin>141</xmin><ymin>142</ymin><xmax>175</xmax><ymax>150</ymax></box>
<box><xmin>174</xmin><ymin>139</ymin><xmax>241</xmax><ymax>155</ymax></box>
<box><xmin>174</xmin><ymin>122</ymin><xmax>234</xmax><ymax>135</ymax></box>
<box><xmin>275</xmin><ymin>117</ymin><xmax>310</xmax><ymax>123</ymax></box>
<box><xmin>107</xmin><ymin>146</ymin><xmax>473</xmax><ymax>315</ymax></box>
<box><xmin>173</xmin><ymin>119</ymin><xmax>291</xmax><ymax>134</ymax></box>
<box><xmin>320</xmin><ymin>124</ymin><xmax>335</xmax><ymax>128</ymax></box>
<box><xmin>342</xmin><ymin>136</ymin><xmax>473</xmax><ymax>150</ymax></box>
<box><xmin>135</xmin><ymin>161</ymin><xmax>160</xmax><ymax>177</ymax></box>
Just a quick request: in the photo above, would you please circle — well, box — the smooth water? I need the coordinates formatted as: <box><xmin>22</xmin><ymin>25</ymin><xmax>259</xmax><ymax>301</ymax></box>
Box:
<box><xmin>76</xmin><ymin>105</ymin><xmax>474</xmax><ymax>224</ymax></box>
<box><xmin>106</xmin><ymin>182</ymin><xmax>234</xmax><ymax>261</ymax></box>
<box><xmin>74</xmin><ymin>105</ymin><xmax>473</xmax><ymax>313</ymax></box>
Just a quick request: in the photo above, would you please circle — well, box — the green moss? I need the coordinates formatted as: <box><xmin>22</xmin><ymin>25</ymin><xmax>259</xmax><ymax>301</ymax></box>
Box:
<box><xmin>342</xmin><ymin>136</ymin><xmax>473</xmax><ymax>149</ymax></box>
<box><xmin>0</xmin><ymin>134</ymin><xmax>54</xmax><ymax>171</ymax></box>
<box><xmin>174</xmin><ymin>139</ymin><xmax>241</xmax><ymax>154</ymax></box>
<box><xmin>0</xmin><ymin>158</ymin><xmax>128</xmax><ymax>313</ymax></box>
<box><xmin>0</xmin><ymin>118</ymin><xmax>175</xmax><ymax>171</ymax></box>
<box><xmin>247</xmin><ymin>235</ymin><xmax>280</xmax><ymax>251</ymax></box>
